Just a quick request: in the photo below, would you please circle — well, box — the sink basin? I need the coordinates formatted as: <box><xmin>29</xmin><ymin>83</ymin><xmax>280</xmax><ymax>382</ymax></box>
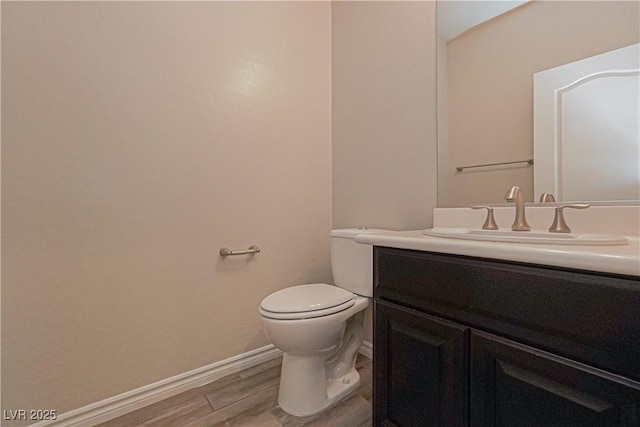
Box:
<box><xmin>423</xmin><ymin>228</ymin><xmax>629</xmax><ymax>246</ymax></box>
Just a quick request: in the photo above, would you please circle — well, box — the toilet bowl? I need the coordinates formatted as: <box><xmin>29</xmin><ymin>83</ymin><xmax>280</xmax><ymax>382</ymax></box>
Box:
<box><xmin>258</xmin><ymin>228</ymin><xmax>384</xmax><ymax>417</ymax></box>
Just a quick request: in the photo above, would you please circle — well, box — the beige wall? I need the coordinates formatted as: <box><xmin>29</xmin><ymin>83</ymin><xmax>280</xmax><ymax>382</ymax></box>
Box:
<box><xmin>2</xmin><ymin>0</ymin><xmax>439</xmax><ymax>417</ymax></box>
<box><xmin>2</xmin><ymin>1</ymin><xmax>331</xmax><ymax>418</ymax></box>
<box><xmin>444</xmin><ymin>0</ymin><xmax>640</xmax><ymax>206</ymax></box>
<box><xmin>332</xmin><ymin>1</ymin><xmax>438</xmax><ymax>232</ymax></box>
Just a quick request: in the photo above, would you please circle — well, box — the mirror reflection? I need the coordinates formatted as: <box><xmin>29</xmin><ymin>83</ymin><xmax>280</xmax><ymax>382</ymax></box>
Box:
<box><xmin>436</xmin><ymin>1</ymin><xmax>640</xmax><ymax>207</ymax></box>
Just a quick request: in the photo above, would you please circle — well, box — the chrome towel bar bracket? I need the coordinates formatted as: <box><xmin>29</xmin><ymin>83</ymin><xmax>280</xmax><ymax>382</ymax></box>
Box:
<box><xmin>219</xmin><ymin>245</ymin><xmax>261</xmax><ymax>257</ymax></box>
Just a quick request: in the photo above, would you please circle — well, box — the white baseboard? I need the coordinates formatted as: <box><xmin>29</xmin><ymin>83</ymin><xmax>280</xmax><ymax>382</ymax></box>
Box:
<box><xmin>30</xmin><ymin>345</ymin><xmax>282</xmax><ymax>427</ymax></box>
<box><xmin>359</xmin><ymin>340</ymin><xmax>373</xmax><ymax>359</ymax></box>
<box><xmin>31</xmin><ymin>340</ymin><xmax>373</xmax><ymax>427</ymax></box>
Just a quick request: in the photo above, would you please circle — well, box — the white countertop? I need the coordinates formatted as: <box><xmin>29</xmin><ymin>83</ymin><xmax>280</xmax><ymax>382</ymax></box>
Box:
<box><xmin>355</xmin><ymin>230</ymin><xmax>640</xmax><ymax>277</ymax></box>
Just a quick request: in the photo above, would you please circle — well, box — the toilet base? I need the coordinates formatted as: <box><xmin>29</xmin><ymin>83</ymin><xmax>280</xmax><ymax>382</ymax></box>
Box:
<box><xmin>278</xmin><ymin>354</ymin><xmax>361</xmax><ymax>417</ymax></box>
<box><xmin>262</xmin><ymin>297</ymin><xmax>370</xmax><ymax>418</ymax></box>
<box><xmin>276</xmin><ymin>310</ymin><xmax>366</xmax><ymax>417</ymax></box>
<box><xmin>326</xmin><ymin>368</ymin><xmax>361</xmax><ymax>404</ymax></box>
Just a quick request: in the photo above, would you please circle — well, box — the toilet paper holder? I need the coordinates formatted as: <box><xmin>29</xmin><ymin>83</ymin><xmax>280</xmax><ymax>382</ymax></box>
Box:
<box><xmin>219</xmin><ymin>245</ymin><xmax>261</xmax><ymax>257</ymax></box>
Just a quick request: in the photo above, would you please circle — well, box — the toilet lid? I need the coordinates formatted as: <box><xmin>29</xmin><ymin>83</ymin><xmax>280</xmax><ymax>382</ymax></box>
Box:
<box><xmin>260</xmin><ymin>283</ymin><xmax>354</xmax><ymax>314</ymax></box>
<box><xmin>259</xmin><ymin>299</ymin><xmax>355</xmax><ymax>320</ymax></box>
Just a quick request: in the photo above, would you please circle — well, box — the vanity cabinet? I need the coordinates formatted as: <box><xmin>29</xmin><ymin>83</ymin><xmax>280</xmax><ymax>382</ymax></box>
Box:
<box><xmin>375</xmin><ymin>301</ymin><xmax>468</xmax><ymax>426</ymax></box>
<box><xmin>373</xmin><ymin>247</ymin><xmax>640</xmax><ymax>427</ymax></box>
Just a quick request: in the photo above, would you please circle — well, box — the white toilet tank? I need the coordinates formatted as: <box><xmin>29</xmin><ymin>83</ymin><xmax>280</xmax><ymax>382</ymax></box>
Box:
<box><xmin>330</xmin><ymin>228</ymin><xmax>386</xmax><ymax>297</ymax></box>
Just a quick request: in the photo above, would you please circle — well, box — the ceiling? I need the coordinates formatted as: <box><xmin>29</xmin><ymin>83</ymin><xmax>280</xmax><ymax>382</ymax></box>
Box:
<box><xmin>437</xmin><ymin>0</ymin><xmax>530</xmax><ymax>42</ymax></box>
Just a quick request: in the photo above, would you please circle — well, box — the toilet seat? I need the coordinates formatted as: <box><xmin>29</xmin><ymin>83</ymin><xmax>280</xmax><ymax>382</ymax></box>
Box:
<box><xmin>259</xmin><ymin>283</ymin><xmax>355</xmax><ymax>320</ymax></box>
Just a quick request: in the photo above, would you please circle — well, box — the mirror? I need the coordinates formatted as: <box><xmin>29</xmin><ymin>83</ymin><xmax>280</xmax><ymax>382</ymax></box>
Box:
<box><xmin>436</xmin><ymin>0</ymin><xmax>640</xmax><ymax>207</ymax></box>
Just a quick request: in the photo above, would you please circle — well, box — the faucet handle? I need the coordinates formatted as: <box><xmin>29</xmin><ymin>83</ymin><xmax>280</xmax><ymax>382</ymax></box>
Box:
<box><xmin>471</xmin><ymin>205</ymin><xmax>499</xmax><ymax>230</ymax></box>
<box><xmin>548</xmin><ymin>204</ymin><xmax>590</xmax><ymax>233</ymax></box>
<box><xmin>539</xmin><ymin>192</ymin><xmax>556</xmax><ymax>202</ymax></box>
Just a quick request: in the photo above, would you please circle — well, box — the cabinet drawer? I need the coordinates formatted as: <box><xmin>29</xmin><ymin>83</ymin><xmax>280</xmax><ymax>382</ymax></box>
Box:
<box><xmin>374</xmin><ymin>247</ymin><xmax>640</xmax><ymax>380</ymax></box>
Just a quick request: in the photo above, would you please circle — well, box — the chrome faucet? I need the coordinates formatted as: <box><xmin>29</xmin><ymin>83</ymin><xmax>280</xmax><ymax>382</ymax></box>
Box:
<box><xmin>539</xmin><ymin>192</ymin><xmax>556</xmax><ymax>203</ymax></box>
<box><xmin>504</xmin><ymin>185</ymin><xmax>531</xmax><ymax>231</ymax></box>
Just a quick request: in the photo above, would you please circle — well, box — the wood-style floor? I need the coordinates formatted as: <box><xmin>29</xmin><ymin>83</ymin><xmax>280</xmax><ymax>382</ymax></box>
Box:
<box><xmin>97</xmin><ymin>354</ymin><xmax>372</xmax><ymax>427</ymax></box>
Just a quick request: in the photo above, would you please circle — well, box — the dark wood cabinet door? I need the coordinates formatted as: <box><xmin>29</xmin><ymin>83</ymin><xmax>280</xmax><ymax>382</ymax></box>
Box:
<box><xmin>470</xmin><ymin>330</ymin><xmax>640</xmax><ymax>427</ymax></box>
<box><xmin>374</xmin><ymin>300</ymin><xmax>468</xmax><ymax>427</ymax></box>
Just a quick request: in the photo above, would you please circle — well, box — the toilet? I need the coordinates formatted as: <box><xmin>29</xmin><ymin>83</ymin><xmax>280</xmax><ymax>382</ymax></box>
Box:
<box><xmin>258</xmin><ymin>228</ymin><xmax>383</xmax><ymax>417</ymax></box>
